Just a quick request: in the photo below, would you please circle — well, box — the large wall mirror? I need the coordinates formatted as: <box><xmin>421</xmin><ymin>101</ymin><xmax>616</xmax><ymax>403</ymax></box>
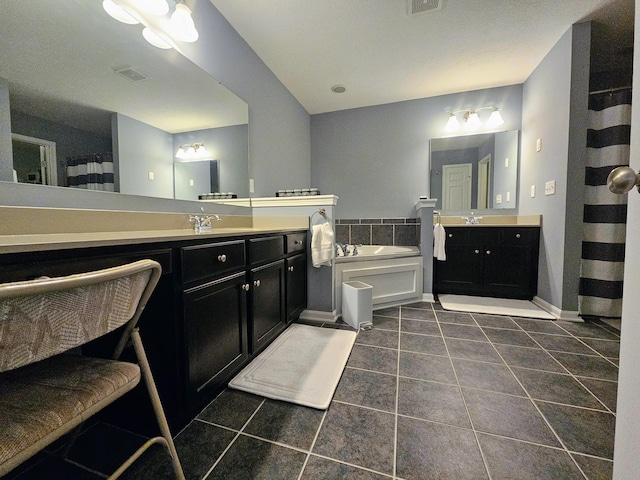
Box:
<box><xmin>1</xmin><ymin>0</ymin><xmax>249</xmax><ymax>204</ymax></box>
<box><xmin>430</xmin><ymin>130</ymin><xmax>519</xmax><ymax>212</ymax></box>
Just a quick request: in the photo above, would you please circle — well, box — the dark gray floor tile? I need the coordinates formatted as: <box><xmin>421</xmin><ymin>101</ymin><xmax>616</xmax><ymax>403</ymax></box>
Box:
<box><xmin>244</xmin><ymin>399</ymin><xmax>325</xmax><ymax>450</ymax></box>
<box><xmin>528</xmin><ymin>332</ymin><xmax>596</xmax><ymax>355</ymax></box>
<box><xmin>435</xmin><ymin>311</ymin><xmax>477</xmax><ymax>325</ymax></box>
<box><xmin>493</xmin><ymin>344</ymin><xmax>566</xmax><ymax>373</ymax></box>
<box><xmin>398</xmin><ymin>377</ymin><xmax>470</xmax><ymax>428</ymax></box>
<box><xmin>571</xmin><ymin>453</ymin><xmax>614</xmax><ymax>480</ymax></box>
<box><xmin>452</xmin><ymin>358</ymin><xmax>525</xmax><ymax>395</ymax></box>
<box><xmin>372</xmin><ymin>315</ymin><xmax>399</xmax><ymax>331</ymax></box>
<box><xmin>444</xmin><ymin>338</ymin><xmax>504</xmax><ymax>364</ymax></box>
<box><xmin>580</xmin><ymin>337</ymin><xmax>620</xmax><ymax>358</ymax></box>
<box><xmin>356</xmin><ymin>328</ymin><xmax>399</xmax><ymax>349</ymax></box>
<box><xmin>400</xmin><ymin>332</ymin><xmax>448</xmax><ymax>356</ymax></box>
<box><xmin>478</xmin><ymin>433</ymin><xmax>584</xmax><ymax>480</ymax></box>
<box><xmin>555</xmin><ymin>321</ymin><xmax>620</xmax><ymax>340</ymax></box>
<box><xmin>401</xmin><ymin>307</ymin><xmax>436</xmax><ymax>321</ymax></box>
<box><xmin>577</xmin><ymin>377</ymin><xmax>618</xmax><ymax>412</ymax></box>
<box><xmin>473</xmin><ymin>314</ymin><xmax>520</xmax><ymax>330</ymax></box>
<box><xmin>300</xmin><ymin>455</ymin><xmax>391</xmax><ymax>480</ymax></box>
<box><xmin>399</xmin><ymin>350</ymin><xmax>456</xmax><ymax>384</ymax></box>
<box><xmin>549</xmin><ymin>352</ymin><xmax>619</xmax><ymax>381</ymax></box>
<box><xmin>462</xmin><ymin>389</ymin><xmax>561</xmax><ymax>447</ymax></box>
<box><xmin>196</xmin><ymin>389</ymin><xmax>263</xmax><ymax>430</ymax></box>
<box><xmin>334</xmin><ymin>368</ymin><xmax>397</xmax><ymax>412</ymax></box>
<box><xmin>401</xmin><ymin>318</ymin><xmax>441</xmax><ymax>336</ymax></box>
<box><xmin>513</xmin><ymin>318</ymin><xmax>566</xmax><ymax>334</ymax></box>
<box><xmin>313</xmin><ymin>403</ymin><xmax>395</xmax><ymax>475</ymax></box>
<box><xmin>402</xmin><ymin>301</ymin><xmax>433</xmax><ymax>311</ymax></box>
<box><xmin>440</xmin><ymin>323</ymin><xmax>488</xmax><ymax>341</ymax></box>
<box><xmin>346</xmin><ymin>344</ymin><xmax>398</xmax><ymax>375</ymax></box>
<box><xmin>6</xmin><ymin>456</ymin><xmax>102</xmax><ymax>480</ymax></box>
<box><xmin>207</xmin><ymin>434</ymin><xmax>307</xmax><ymax>480</ymax></box>
<box><xmin>396</xmin><ymin>416</ymin><xmax>488</xmax><ymax>480</ymax></box>
<box><xmin>373</xmin><ymin>306</ymin><xmax>400</xmax><ymax>318</ymax></box>
<box><xmin>482</xmin><ymin>327</ymin><xmax>538</xmax><ymax>347</ymax></box>
<box><xmin>511</xmin><ymin>367</ymin><xmax>603</xmax><ymax>409</ymax></box>
<box><xmin>536</xmin><ymin>401</ymin><xmax>616</xmax><ymax>459</ymax></box>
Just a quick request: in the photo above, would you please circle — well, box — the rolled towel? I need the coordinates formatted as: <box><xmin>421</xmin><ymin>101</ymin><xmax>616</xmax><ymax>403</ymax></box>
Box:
<box><xmin>433</xmin><ymin>223</ymin><xmax>446</xmax><ymax>261</ymax></box>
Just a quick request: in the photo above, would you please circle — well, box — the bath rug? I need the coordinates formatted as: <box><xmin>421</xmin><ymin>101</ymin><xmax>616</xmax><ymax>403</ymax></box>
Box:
<box><xmin>228</xmin><ymin>323</ymin><xmax>357</xmax><ymax>409</ymax></box>
<box><xmin>438</xmin><ymin>294</ymin><xmax>555</xmax><ymax>319</ymax></box>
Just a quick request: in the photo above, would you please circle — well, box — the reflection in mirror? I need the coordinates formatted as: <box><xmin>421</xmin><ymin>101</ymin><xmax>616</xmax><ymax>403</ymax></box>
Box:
<box><xmin>1</xmin><ymin>0</ymin><xmax>249</xmax><ymax>202</ymax></box>
<box><xmin>430</xmin><ymin>130</ymin><xmax>519</xmax><ymax>212</ymax></box>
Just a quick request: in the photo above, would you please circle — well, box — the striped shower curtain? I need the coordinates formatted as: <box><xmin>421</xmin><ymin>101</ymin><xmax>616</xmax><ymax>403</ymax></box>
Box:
<box><xmin>579</xmin><ymin>88</ymin><xmax>632</xmax><ymax>318</ymax></box>
<box><xmin>66</xmin><ymin>153</ymin><xmax>115</xmax><ymax>191</ymax></box>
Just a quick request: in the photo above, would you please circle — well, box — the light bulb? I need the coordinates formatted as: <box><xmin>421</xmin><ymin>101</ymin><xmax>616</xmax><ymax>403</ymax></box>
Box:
<box><xmin>142</xmin><ymin>27</ymin><xmax>172</xmax><ymax>49</ymax></box>
<box><xmin>175</xmin><ymin>146</ymin><xmax>188</xmax><ymax>159</ymax></box>
<box><xmin>487</xmin><ymin>109</ymin><xmax>504</xmax><ymax>127</ymax></box>
<box><xmin>445</xmin><ymin>113</ymin><xmax>459</xmax><ymax>132</ymax></box>
<box><xmin>186</xmin><ymin>145</ymin><xmax>196</xmax><ymax>157</ymax></box>
<box><xmin>169</xmin><ymin>3</ymin><xmax>199</xmax><ymax>42</ymax></box>
<box><xmin>465</xmin><ymin>111</ymin><xmax>480</xmax><ymax>128</ymax></box>
<box><xmin>102</xmin><ymin>0</ymin><xmax>139</xmax><ymax>24</ymax></box>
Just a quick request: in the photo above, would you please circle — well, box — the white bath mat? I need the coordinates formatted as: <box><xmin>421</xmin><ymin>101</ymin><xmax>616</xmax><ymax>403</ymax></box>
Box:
<box><xmin>438</xmin><ymin>294</ymin><xmax>555</xmax><ymax>319</ymax></box>
<box><xmin>228</xmin><ymin>323</ymin><xmax>357</xmax><ymax>409</ymax></box>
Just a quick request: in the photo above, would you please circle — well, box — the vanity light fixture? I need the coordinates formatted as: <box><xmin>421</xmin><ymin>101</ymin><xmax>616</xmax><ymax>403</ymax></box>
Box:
<box><xmin>175</xmin><ymin>143</ymin><xmax>207</xmax><ymax>160</ymax></box>
<box><xmin>445</xmin><ymin>106</ymin><xmax>504</xmax><ymax>131</ymax></box>
<box><xmin>102</xmin><ymin>0</ymin><xmax>199</xmax><ymax>50</ymax></box>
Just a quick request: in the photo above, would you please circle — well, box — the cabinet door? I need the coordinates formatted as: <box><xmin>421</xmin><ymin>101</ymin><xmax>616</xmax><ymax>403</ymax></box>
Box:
<box><xmin>484</xmin><ymin>245</ymin><xmax>535</xmax><ymax>299</ymax></box>
<box><xmin>434</xmin><ymin>244</ymin><xmax>484</xmax><ymax>295</ymax></box>
<box><xmin>286</xmin><ymin>253</ymin><xmax>307</xmax><ymax>322</ymax></box>
<box><xmin>184</xmin><ymin>271</ymin><xmax>248</xmax><ymax>410</ymax></box>
<box><xmin>250</xmin><ymin>260</ymin><xmax>286</xmax><ymax>354</ymax></box>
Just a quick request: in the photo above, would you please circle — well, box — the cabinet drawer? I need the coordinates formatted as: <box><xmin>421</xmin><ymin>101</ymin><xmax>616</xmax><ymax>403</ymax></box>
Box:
<box><xmin>443</xmin><ymin>228</ymin><xmax>470</xmax><ymax>244</ymax></box>
<box><xmin>249</xmin><ymin>236</ymin><xmax>284</xmax><ymax>265</ymax></box>
<box><xmin>182</xmin><ymin>240</ymin><xmax>246</xmax><ymax>284</ymax></box>
<box><xmin>285</xmin><ymin>233</ymin><xmax>307</xmax><ymax>254</ymax></box>
<box><xmin>501</xmin><ymin>228</ymin><xmax>539</xmax><ymax>246</ymax></box>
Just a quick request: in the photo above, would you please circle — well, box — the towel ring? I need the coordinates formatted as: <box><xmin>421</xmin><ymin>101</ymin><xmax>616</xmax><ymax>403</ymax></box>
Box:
<box><xmin>311</xmin><ymin>208</ymin><xmax>329</xmax><ymax>223</ymax></box>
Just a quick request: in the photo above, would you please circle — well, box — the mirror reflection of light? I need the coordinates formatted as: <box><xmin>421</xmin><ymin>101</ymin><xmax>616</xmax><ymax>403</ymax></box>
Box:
<box><xmin>102</xmin><ymin>0</ymin><xmax>139</xmax><ymax>24</ymax></box>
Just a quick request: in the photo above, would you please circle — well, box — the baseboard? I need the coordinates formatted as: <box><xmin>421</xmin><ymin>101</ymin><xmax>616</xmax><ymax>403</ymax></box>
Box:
<box><xmin>422</xmin><ymin>293</ymin><xmax>435</xmax><ymax>303</ymax></box>
<box><xmin>532</xmin><ymin>296</ymin><xmax>581</xmax><ymax>322</ymax></box>
<box><xmin>299</xmin><ymin>309</ymin><xmax>339</xmax><ymax>323</ymax></box>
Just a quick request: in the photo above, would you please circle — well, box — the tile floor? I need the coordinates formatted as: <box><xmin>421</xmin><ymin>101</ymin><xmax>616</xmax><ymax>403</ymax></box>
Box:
<box><xmin>6</xmin><ymin>301</ymin><xmax>620</xmax><ymax>479</ymax></box>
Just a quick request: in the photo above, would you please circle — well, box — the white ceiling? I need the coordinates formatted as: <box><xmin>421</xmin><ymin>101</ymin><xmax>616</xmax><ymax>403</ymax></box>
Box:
<box><xmin>209</xmin><ymin>0</ymin><xmax>634</xmax><ymax>114</ymax></box>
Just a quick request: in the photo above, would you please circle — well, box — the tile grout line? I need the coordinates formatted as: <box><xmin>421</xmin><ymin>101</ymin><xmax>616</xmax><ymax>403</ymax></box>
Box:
<box><xmin>393</xmin><ymin>309</ymin><xmax>401</xmax><ymax>479</ymax></box>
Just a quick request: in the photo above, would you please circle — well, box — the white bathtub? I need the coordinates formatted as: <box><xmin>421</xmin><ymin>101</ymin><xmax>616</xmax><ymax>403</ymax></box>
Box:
<box><xmin>334</xmin><ymin>245</ymin><xmax>423</xmax><ymax>316</ymax></box>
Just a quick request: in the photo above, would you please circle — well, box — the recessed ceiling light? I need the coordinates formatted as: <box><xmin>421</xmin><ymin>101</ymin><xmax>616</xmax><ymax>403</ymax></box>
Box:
<box><xmin>331</xmin><ymin>85</ymin><xmax>346</xmax><ymax>93</ymax></box>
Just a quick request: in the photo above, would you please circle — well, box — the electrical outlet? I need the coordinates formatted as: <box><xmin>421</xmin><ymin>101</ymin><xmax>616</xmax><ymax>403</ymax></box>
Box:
<box><xmin>530</xmin><ymin>185</ymin><xmax>536</xmax><ymax>197</ymax></box>
<box><xmin>148</xmin><ymin>171</ymin><xmax>154</xmax><ymax>181</ymax></box>
<box><xmin>545</xmin><ymin>180</ymin><xmax>556</xmax><ymax>195</ymax></box>
<box><xmin>496</xmin><ymin>194</ymin><xmax>502</xmax><ymax>204</ymax></box>
<box><xmin>536</xmin><ymin>138</ymin><xmax>542</xmax><ymax>152</ymax></box>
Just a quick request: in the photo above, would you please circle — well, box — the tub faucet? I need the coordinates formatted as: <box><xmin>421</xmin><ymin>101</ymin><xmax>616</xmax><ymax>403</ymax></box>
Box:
<box><xmin>336</xmin><ymin>242</ymin><xmax>349</xmax><ymax>256</ymax></box>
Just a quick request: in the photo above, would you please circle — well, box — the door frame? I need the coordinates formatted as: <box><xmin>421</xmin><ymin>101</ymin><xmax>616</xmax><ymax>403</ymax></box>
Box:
<box><xmin>11</xmin><ymin>133</ymin><xmax>58</xmax><ymax>186</ymax></box>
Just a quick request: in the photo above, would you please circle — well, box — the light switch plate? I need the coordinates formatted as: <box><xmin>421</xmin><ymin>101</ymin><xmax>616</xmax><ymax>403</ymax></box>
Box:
<box><xmin>531</xmin><ymin>185</ymin><xmax>536</xmax><ymax>197</ymax></box>
<box><xmin>148</xmin><ymin>171</ymin><xmax>154</xmax><ymax>181</ymax></box>
<box><xmin>545</xmin><ymin>180</ymin><xmax>556</xmax><ymax>195</ymax></box>
<box><xmin>506</xmin><ymin>191</ymin><xmax>511</xmax><ymax>202</ymax></box>
<box><xmin>504</xmin><ymin>157</ymin><xmax>509</xmax><ymax>168</ymax></box>
<box><xmin>189</xmin><ymin>179</ymin><xmax>195</xmax><ymax>187</ymax></box>
<box><xmin>496</xmin><ymin>194</ymin><xmax>502</xmax><ymax>204</ymax></box>
<box><xmin>536</xmin><ymin>138</ymin><xmax>542</xmax><ymax>152</ymax></box>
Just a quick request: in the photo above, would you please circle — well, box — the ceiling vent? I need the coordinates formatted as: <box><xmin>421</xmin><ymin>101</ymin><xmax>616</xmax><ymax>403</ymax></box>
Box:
<box><xmin>408</xmin><ymin>0</ymin><xmax>443</xmax><ymax>15</ymax></box>
<box><xmin>112</xmin><ymin>65</ymin><xmax>149</xmax><ymax>82</ymax></box>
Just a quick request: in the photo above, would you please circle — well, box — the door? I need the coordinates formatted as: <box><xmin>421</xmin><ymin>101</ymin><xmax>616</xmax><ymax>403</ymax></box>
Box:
<box><xmin>286</xmin><ymin>253</ymin><xmax>307</xmax><ymax>322</ymax></box>
<box><xmin>11</xmin><ymin>134</ymin><xmax>57</xmax><ymax>186</ymax></box>
<box><xmin>250</xmin><ymin>259</ymin><xmax>286</xmax><ymax>354</ymax></box>
<box><xmin>442</xmin><ymin>163</ymin><xmax>472</xmax><ymax>210</ymax></box>
<box><xmin>477</xmin><ymin>154</ymin><xmax>491</xmax><ymax>209</ymax></box>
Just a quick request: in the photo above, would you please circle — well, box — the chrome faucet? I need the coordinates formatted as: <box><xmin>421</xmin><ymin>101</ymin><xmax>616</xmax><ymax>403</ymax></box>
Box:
<box><xmin>189</xmin><ymin>209</ymin><xmax>221</xmax><ymax>233</ymax></box>
<box><xmin>462</xmin><ymin>212</ymin><xmax>483</xmax><ymax>225</ymax></box>
<box><xmin>336</xmin><ymin>242</ymin><xmax>349</xmax><ymax>256</ymax></box>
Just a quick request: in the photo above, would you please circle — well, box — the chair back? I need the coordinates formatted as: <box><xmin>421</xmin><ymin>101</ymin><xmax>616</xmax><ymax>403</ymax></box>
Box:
<box><xmin>0</xmin><ymin>259</ymin><xmax>161</xmax><ymax>373</ymax></box>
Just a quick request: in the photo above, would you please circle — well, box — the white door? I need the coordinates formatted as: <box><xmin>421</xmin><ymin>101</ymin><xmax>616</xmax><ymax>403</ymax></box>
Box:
<box><xmin>442</xmin><ymin>163</ymin><xmax>472</xmax><ymax>210</ymax></box>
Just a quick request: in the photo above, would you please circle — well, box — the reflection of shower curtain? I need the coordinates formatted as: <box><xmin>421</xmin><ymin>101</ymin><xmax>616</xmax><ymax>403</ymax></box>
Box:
<box><xmin>66</xmin><ymin>153</ymin><xmax>114</xmax><ymax>191</ymax></box>
<box><xmin>579</xmin><ymin>88</ymin><xmax>632</xmax><ymax>318</ymax></box>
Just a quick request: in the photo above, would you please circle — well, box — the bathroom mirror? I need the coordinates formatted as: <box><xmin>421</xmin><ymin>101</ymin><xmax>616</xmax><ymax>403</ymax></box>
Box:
<box><xmin>1</xmin><ymin>0</ymin><xmax>249</xmax><ymax>202</ymax></box>
<box><xmin>429</xmin><ymin>130</ymin><xmax>519</xmax><ymax>212</ymax></box>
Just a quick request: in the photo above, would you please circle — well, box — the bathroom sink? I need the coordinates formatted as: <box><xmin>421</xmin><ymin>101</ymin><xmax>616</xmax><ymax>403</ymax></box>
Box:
<box><xmin>435</xmin><ymin>215</ymin><xmax>541</xmax><ymax>227</ymax></box>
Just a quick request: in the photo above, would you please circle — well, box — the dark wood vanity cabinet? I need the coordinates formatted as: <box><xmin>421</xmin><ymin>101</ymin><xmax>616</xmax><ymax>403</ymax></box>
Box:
<box><xmin>434</xmin><ymin>226</ymin><xmax>540</xmax><ymax>299</ymax></box>
<box><xmin>285</xmin><ymin>233</ymin><xmax>308</xmax><ymax>323</ymax></box>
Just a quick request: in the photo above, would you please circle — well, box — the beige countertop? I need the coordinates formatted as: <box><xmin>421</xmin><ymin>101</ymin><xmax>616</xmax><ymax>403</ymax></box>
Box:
<box><xmin>434</xmin><ymin>214</ymin><xmax>542</xmax><ymax>227</ymax></box>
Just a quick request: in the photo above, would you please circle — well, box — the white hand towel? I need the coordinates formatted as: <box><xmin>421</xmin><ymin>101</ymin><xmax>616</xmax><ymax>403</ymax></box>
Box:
<box><xmin>433</xmin><ymin>223</ymin><xmax>446</xmax><ymax>261</ymax></box>
<box><xmin>311</xmin><ymin>222</ymin><xmax>335</xmax><ymax>267</ymax></box>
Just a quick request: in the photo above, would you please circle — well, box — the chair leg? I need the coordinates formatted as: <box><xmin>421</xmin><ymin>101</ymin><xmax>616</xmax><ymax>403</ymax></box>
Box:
<box><xmin>130</xmin><ymin>328</ymin><xmax>185</xmax><ymax>480</ymax></box>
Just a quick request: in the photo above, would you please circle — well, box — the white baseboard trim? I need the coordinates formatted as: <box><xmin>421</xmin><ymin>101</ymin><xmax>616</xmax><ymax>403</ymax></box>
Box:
<box><xmin>422</xmin><ymin>293</ymin><xmax>435</xmax><ymax>303</ymax></box>
<box><xmin>532</xmin><ymin>296</ymin><xmax>582</xmax><ymax>322</ymax></box>
<box><xmin>299</xmin><ymin>309</ymin><xmax>339</xmax><ymax>323</ymax></box>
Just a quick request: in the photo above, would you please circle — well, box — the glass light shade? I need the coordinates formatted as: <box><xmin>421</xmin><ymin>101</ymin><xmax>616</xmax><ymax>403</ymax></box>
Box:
<box><xmin>169</xmin><ymin>3</ymin><xmax>199</xmax><ymax>42</ymax></box>
<box><xmin>134</xmin><ymin>0</ymin><xmax>169</xmax><ymax>16</ymax></box>
<box><xmin>102</xmin><ymin>0</ymin><xmax>139</xmax><ymax>24</ymax></box>
<box><xmin>142</xmin><ymin>27</ymin><xmax>172</xmax><ymax>49</ymax></box>
<box><xmin>186</xmin><ymin>145</ymin><xmax>196</xmax><ymax>157</ymax></box>
<box><xmin>445</xmin><ymin>113</ymin><xmax>459</xmax><ymax>132</ymax></box>
<box><xmin>465</xmin><ymin>111</ymin><xmax>481</xmax><ymax>128</ymax></box>
<box><xmin>487</xmin><ymin>109</ymin><xmax>505</xmax><ymax>127</ymax></box>
<box><xmin>175</xmin><ymin>146</ymin><xmax>188</xmax><ymax>159</ymax></box>
<box><xmin>193</xmin><ymin>144</ymin><xmax>207</xmax><ymax>156</ymax></box>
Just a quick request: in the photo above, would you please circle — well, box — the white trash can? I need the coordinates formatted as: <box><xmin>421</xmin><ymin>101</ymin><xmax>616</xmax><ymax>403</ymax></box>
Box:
<box><xmin>342</xmin><ymin>281</ymin><xmax>373</xmax><ymax>330</ymax></box>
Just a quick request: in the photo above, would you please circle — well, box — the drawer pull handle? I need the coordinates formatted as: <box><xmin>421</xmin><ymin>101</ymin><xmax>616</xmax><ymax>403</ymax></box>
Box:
<box><xmin>254</xmin><ymin>280</ymin><xmax>261</xmax><ymax>287</ymax></box>
<box><xmin>217</xmin><ymin>254</ymin><xmax>227</xmax><ymax>263</ymax></box>
<box><xmin>486</xmin><ymin>250</ymin><xmax>491</xmax><ymax>255</ymax></box>
<box><xmin>474</xmin><ymin>249</ymin><xmax>480</xmax><ymax>254</ymax></box>
<box><xmin>289</xmin><ymin>266</ymin><xmax>294</xmax><ymax>272</ymax></box>
<box><xmin>294</xmin><ymin>240</ymin><xmax>303</xmax><ymax>245</ymax></box>
<box><xmin>242</xmin><ymin>284</ymin><xmax>250</xmax><ymax>291</ymax></box>
<box><xmin>515</xmin><ymin>233</ymin><xmax>521</xmax><ymax>239</ymax></box>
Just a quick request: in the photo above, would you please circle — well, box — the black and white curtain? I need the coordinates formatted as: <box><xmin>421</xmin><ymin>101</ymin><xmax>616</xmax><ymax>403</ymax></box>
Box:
<box><xmin>579</xmin><ymin>89</ymin><xmax>632</xmax><ymax>318</ymax></box>
<box><xmin>66</xmin><ymin>153</ymin><xmax>114</xmax><ymax>191</ymax></box>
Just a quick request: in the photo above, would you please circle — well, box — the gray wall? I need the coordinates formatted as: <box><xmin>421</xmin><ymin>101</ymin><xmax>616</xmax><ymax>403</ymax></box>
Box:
<box><xmin>0</xmin><ymin>78</ymin><xmax>13</xmax><ymax>181</ymax></box>
<box><xmin>310</xmin><ymin>84</ymin><xmax>523</xmax><ymax>219</ymax></box>
<box><xmin>493</xmin><ymin>130</ymin><xmax>519</xmax><ymax>209</ymax></box>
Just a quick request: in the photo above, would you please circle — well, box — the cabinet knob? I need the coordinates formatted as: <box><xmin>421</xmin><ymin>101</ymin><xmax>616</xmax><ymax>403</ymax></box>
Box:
<box><xmin>448</xmin><ymin>233</ymin><xmax>453</xmax><ymax>238</ymax></box>
<box><xmin>242</xmin><ymin>283</ymin><xmax>250</xmax><ymax>291</ymax></box>
<box><xmin>288</xmin><ymin>266</ymin><xmax>294</xmax><ymax>272</ymax></box>
<box><xmin>515</xmin><ymin>233</ymin><xmax>521</xmax><ymax>239</ymax></box>
<box><xmin>486</xmin><ymin>250</ymin><xmax>491</xmax><ymax>255</ymax></box>
<box><xmin>217</xmin><ymin>254</ymin><xmax>227</xmax><ymax>263</ymax></box>
<box><xmin>294</xmin><ymin>240</ymin><xmax>303</xmax><ymax>245</ymax></box>
<box><xmin>474</xmin><ymin>249</ymin><xmax>480</xmax><ymax>254</ymax></box>
<box><xmin>253</xmin><ymin>280</ymin><xmax>261</xmax><ymax>287</ymax></box>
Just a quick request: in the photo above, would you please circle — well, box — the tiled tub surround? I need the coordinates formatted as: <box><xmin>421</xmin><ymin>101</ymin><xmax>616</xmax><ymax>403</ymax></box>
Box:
<box><xmin>336</xmin><ymin>218</ymin><xmax>420</xmax><ymax>247</ymax></box>
<box><xmin>9</xmin><ymin>303</ymin><xmax>618</xmax><ymax>479</ymax></box>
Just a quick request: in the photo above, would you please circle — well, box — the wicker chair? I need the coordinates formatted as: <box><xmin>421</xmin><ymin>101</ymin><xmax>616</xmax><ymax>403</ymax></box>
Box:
<box><xmin>0</xmin><ymin>259</ymin><xmax>185</xmax><ymax>479</ymax></box>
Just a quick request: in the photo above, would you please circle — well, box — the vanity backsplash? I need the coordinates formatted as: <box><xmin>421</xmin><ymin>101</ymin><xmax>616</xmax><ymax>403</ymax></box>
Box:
<box><xmin>336</xmin><ymin>218</ymin><xmax>420</xmax><ymax>246</ymax></box>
